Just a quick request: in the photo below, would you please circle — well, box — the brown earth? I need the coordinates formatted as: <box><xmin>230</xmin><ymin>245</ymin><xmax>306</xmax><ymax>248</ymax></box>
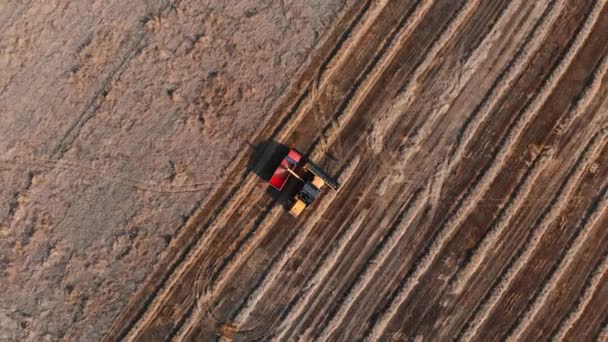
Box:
<box><xmin>0</xmin><ymin>0</ymin><xmax>351</xmax><ymax>340</ymax></box>
<box><xmin>2</xmin><ymin>0</ymin><xmax>608</xmax><ymax>341</ymax></box>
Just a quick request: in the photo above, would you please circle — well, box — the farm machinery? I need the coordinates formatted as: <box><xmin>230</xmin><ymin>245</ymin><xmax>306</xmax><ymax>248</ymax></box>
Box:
<box><xmin>268</xmin><ymin>149</ymin><xmax>340</xmax><ymax>217</ymax></box>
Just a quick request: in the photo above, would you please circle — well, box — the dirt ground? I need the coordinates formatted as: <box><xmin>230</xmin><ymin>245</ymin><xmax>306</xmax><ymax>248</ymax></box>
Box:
<box><xmin>2</xmin><ymin>0</ymin><xmax>608</xmax><ymax>341</ymax></box>
<box><xmin>0</xmin><ymin>0</ymin><xmax>351</xmax><ymax>340</ymax></box>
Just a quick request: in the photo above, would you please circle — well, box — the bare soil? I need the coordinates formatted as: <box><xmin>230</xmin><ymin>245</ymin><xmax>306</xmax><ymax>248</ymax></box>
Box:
<box><xmin>0</xmin><ymin>0</ymin><xmax>350</xmax><ymax>340</ymax></box>
<box><xmin>2</xmin><ymin>0</ymin><xmax>607</xmax><ymax>341</ymax></box>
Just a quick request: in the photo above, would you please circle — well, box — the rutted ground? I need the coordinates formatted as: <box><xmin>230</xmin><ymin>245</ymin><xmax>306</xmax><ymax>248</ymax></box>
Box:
<box><xmin>109</xmin><ymin>0</ymin><xmax>608</xmax><ymax>341</ymax></box>
<box><xmin>2</xmin><ymin>0</ymin><xmax>607</xmax><ymax>341</ymax></box>
<box><xmin>0</xmin><ymin>0</ymin><xmax>351</xmax><ymax>340</ymax></box>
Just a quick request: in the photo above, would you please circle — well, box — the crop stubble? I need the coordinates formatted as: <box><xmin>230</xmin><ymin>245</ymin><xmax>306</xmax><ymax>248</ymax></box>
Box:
<box><xmin>108</xmin><ymin>0</ymin><xmax>608</xmax><ymax>340</ymax></box>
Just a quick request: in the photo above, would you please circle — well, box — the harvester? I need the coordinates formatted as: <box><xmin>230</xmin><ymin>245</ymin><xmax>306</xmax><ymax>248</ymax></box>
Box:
<box><xmin>268</xmin><ymin>149</ymin><xmax>340</xmax><ymax>217</ymax></box>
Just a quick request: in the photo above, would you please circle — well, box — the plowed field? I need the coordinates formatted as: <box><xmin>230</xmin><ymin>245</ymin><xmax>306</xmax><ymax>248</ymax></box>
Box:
<box><xmin>2</xmin><ymin>0</ymin><xmax>607</xmax><ymax>341</ymax></box>
<box><xmin>107</xmin><ymin>0</ymin><xmax>608</xmax><ymax>341</ymax></box>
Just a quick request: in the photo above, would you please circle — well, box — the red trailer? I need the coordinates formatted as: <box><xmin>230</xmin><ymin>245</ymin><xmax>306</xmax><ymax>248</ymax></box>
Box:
<box><xmin>269</xmin><ymin>149</ymin><xmax>302</xmax><ymax>190</ymax></box>
<box><xmin>267</xmin><ymin>148</ymin><xmax>339</xmax><ymax>217</ymax></box>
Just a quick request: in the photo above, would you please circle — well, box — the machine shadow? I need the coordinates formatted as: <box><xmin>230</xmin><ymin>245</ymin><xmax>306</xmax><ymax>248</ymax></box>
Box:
<box><xmin>247</xmin><ymin>139</ymin><xmax>299</xmax><ymax>211</ymax></box>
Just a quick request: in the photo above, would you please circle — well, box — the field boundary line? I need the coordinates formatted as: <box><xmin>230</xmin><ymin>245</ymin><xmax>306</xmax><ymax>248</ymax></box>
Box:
<box><xmin>107</xmin><ymin>1</ymin><xmax>378</xmax><ymax>339</ymax></box>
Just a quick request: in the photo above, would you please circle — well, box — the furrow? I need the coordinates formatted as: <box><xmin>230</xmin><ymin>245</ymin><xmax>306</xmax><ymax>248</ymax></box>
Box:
<box><xmin>317</xmin><ymin>189</ymin><xmax>429</xmax><ymax>341</ymax></box>
<box><xmin>124</xmin><ymin>176</ymin><xmax>264</xmax><ymax>341</ymax></box>
<box><xmin>449</xmin><ymin>149</ymin><xmax>553</xmax><ymax>295</ymax></box>
<box><xmin>173</xmin><ymin>155</ymin><xmax>363</xmax><ymax>341</ymax></box>
<box><xmin>367</xmin><ymin>0</ymin><xmax>603</xmax><ymax>336</ymax></box>
<box><xmin>269</xmin><ymin>166</ymin><xmax>416</xmax><ymax>341</ymax></box>
<box><xmin>109</xmin><ymin>1</ymin><xmax>380</xmax><ymax>338</ymax></box>
<box><xmin>381</xmin><ymin>0</ymin><xmax>522</xmax><ymax>174</ymax></box>
<box><xmin>446</xmin><ymin>0</ymin><xmax>566</xmax><ymax>172</ymax></box>
<box><xmin>552</xmin><ymin>255</ymin><xmax>608</xmax><ymax>341</ymax></box>
<box><xmin>168</xmin><ymin>208</ymin><xmax>286</xmax><ymax>340</ymax></box>
<box><xmin>364</xmin><ymin>0</ymin><xmax>483</xmax><ymax>155</ymax></box>
<box><xmin>229</xmin><ymin>158</ymin><xmax>364</xmax><ymax>329</ymax></box>
<box><xmin>309</xmin><ymin>0</ymin><xmax>436</xmax><ymax>161</ymax></box>
<box><xmin>273</xmin><ymin>0</ymin><xmax>382</xmax><ymax>141</ymax></box>
<box><xmin>316</xmin><ymin>0</ymin><xmax>386</xmax><ymax>86</ymax></box>
<box><xmin>459</xmin><ymin>128</ymin><xmax>608</xmax><ymax>341</ymax></box>
<box><xmin>556</xmin><ymin>43</ymin><xmax>608</xmax><ymax>136</ymax></box>
<box><xmin>270</xmin><ymin>208</ymin><xmax>371</xmax><ymax>341</ymax></box>
<box><xmin>506</xmin><ymin>187</ymin><xmax>608</xmax><ymax>341</ymax></box>
<box><xmin>450</xmin><ymin>48</ymin><xmax>608</xmax><ymax>296</ymax></box>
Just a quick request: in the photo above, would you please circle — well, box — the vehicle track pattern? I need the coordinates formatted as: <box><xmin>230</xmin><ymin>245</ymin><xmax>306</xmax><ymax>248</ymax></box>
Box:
<box><xmin>107</xmin><ymin>0</ymin><xmax>608</xmax><ymax>340</ymax></box>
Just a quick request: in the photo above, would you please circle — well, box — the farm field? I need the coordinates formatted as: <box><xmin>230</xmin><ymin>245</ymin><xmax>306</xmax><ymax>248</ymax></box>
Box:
<box><xmin>2</xmin><ymin>0</ymin><xmax>608</xmax><ymax>341</ymax></box>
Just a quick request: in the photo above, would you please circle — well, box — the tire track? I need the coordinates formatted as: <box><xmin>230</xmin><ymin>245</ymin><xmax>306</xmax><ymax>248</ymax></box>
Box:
<box><xmin>552</xmin><ymin>254</ymin><xmax>608</xmax><ymax>341</ymax></box>
<box><xmin>290</xmin><ymin>0</ymin><xmax>556</xmax><ymax>338</ymax></box>
<box><xmin>458</xmin><ymin>128</ymin><xmax>608</xmax><ymax>341</ymax></box>
<box><xmin>123</xmin><ymin>175</ymin><xmax>271</xmax><ymax>340</ymax></box>
<box><xmin>128</xmin><ymin>201</ymin><xmax>287</xmax><ymax>341</ymax></box>
<box><xmin>312</xmin><ymin>1</ymin><xmax>523</xmax><ymax>336</ymax></box>
<box><xmin>449</xmin><ymin>50</ymin><xmax>608</xmax><ymax>297</ymax></box>
<box><xmin>366</xmin><ymin>0</ymin><xmax>602</xmax><ymax>337</ymax></box>
<box><xmin>1</xmin><ymin>157</ymin><xmax>214</xmax><ymax>193</ymax></box>
<box><xmin>104</xmin><ymin>1</ymin><xmax>377</xmax><ymax>338</ymax></box>
<box><xmin>305</xmin><ymin>0</ymin><xmax>435</xmax><ymax>162</ymax></box>
<box><xmin>174</xmin><ymin>155</ymin><xmax>364</xmax><ymax>341</ymax></box>
<box><xmin>507</xmin><ymin>189</ymin><xmax>608</xmax><ymax>341</ymax></box>
<box><xmin>272</xmin><ymin>187</ymin><xmax>425</xmax><ymax>341</ymax></box>
<box><xmin>364</xmin><ymin>0</ymin><xmax>483</xmax><ymax>155</ymax></box>
<box><xmin>316</xmin><ymin>188</ymin><xmax>429</xmax><ymax>341</ymax></box>
<box><xmin>172</xmin><ymin>0</ymin><xmax>470</xmax><ymax>338</ymax></box>
<box><xmin>446</xmin><ymin>0</ymin><xmax>566</xmax><ymax>172</ymax></box>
